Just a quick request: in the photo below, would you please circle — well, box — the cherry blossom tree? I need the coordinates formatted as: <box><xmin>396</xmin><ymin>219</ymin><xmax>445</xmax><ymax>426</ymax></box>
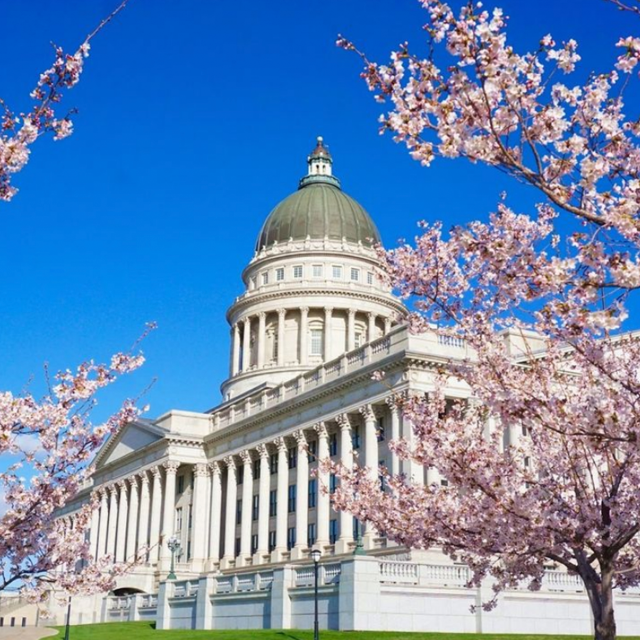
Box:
<box><xmin>331</xmin><ymin>2</ymin><xmax>640</xmax><ymax>639</ymax></box>
<box><xmin>0</xmin><ymin>0</ymin><xmax>129</xmax><ymax>202</ymax></box>
<box><xmin>0</xmin><ymin>324</ymin><xmax>155</xmax><ymax>603</ymax></box>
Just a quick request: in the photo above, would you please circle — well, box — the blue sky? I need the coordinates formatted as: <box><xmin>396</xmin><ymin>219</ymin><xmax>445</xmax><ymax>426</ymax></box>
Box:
<box><xmin>0</xmin><ymin>0</ymin><xmax>635</xmax><ymax>422</ymax></box>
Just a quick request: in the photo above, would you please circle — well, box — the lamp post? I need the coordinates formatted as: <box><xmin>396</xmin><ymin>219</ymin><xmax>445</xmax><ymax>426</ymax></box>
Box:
<box><xmin>311</xmin><ymin>548</ymin><xmax>322</xmax><ymax>640</ymax></box>
<box><xmin>353</xmin><ymin>518</ymin><xmax>365</xmax><ymax>556</ymax></box>
<box><xmin>167</xmin><ymin>535</ymin><xmax>181</xmax><ymax>580</ymax></box>
<box><xmin>63</xmin><ymin>595</ymin><xmax>71</xmax><ymax>640</ymax></box>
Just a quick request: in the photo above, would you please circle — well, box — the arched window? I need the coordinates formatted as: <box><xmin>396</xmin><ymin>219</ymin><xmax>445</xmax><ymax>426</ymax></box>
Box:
<box><xmin>310</xmin><ymin>328</ymin><xmax>323</xmax><ymax>356</ymax></box>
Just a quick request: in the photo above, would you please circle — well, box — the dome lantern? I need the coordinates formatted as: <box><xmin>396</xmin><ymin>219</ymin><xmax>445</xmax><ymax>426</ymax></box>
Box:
<box><xmin>298</xmin><ymin>136</ymin><xmax>340</xmax><ymax>190</ymax></box>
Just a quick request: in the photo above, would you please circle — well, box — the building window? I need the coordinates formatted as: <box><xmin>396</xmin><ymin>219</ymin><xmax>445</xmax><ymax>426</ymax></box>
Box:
<box><xmin>188</xmin><ymin>505</ymin><xmax>192</xmax><ymax>529</ymax></box>
<box><xmin>352</xmin><ymin>426</ymin><xmax>361</xmax><ymax>450</ymax></box>
<box><xmin>253</xmin><ymin>459</ymin><xmax>261</xmax><ymax>479</ymax></box>
<box><xmin>379</xmin><ymin>461</ymin><xmax>386</xmax><ymax>491</ymax></box>
<box><xmin>252</xmin><ymin>494</ymin><xmax>259</xmax><ymax>521</ymax></box>
<box><xmin>288</xmin><ymin>447</ymin><xmax>297</xmax><ymax>469</ymax></box>
<box><xmin>367</xmin><ymin>272</ymin><xmax>374</xmax><ymax>285</ymax></box>
<box><xmin>377</xmin><ymin>416</ymin><xmax>385</xmax><ymax>442</ymax></box>
<box><xmin>332</xmin><ymin>265</ymin><xmax>343</xmax><ymax>279</ymax></box>
<box><xmin>270</xmin><ymin>454</ymin><xmax>278</xmax><ymax>475</ymax></box>
<box><xmin>293</xmin><ymin>265</ymin><xmax>303</xmax><ymax>279</ymax></box>
<box><xmin>312</xmin><ymin>264</ymin><xmax>323</xmax><ymax>278</ymax></box>
<box><xmin>329</xmin><ymin>519</ymin><xmax>338</xmax><ymax>544</ymax></box>
<box><xmin>276</xmin><ymin>267</ymin><xmax>285</xmax><ymax>281</ymax></box>
<box><xmin>287</xmin><ymin>527</ymin><xmax>296</xmax><ymax>550</ymax></box>
<box><xmin>235</xmin><ymin>537</ymin><xmax>241</xmax><ymax>556</ymax></box>
<box><xmin>177</xmin><ymin>476</ymin><xmax>185</xmax><ymax>494</ymax></box>
<box><xmin>329</xmin><ymin>432</ymin><xmax>338</xmax><ymax>456</ymax></box>
<box><xmin>187</xmin><ymin>540</ymin><xmax>192</xmax><ymax>560</ymax></box>
<box><xmin>308</xmin><ymin>523</ymin><xmax>317</xmax><ymax>546</ymax></box>
<box><xmin>269</xmin><ymin>490</ymin><xmax>277</xmax><ymax>517</ymax></box>
<box><xmin>353</xmin><ymin>517</ymin><xmax>360</xmax><ymax>539</ymax></box>
<box><xmin>175</xmin><ymin>507</ymin><xmax>183</xmax><ymax>532</ymax></box>
<box><xmin>251</xmin><ymin>534</ymin><xmax>258</xmax><ymax>554</ymax></box>
<box><xmin>237</xmin><ymin>466</ymin><xmax>244</xmax><ymax>485</ymax></box>
<box><xmin>308</xmin><ymin>478</ymin><xmax>317</xmax><ymax>508</ymax></box>
<box><xmin>262</xmin><ymin>272</ymin><xmax>269</xmax><ymax>285</ymax></box>
<box><xmin>250</xmin><ymin>276</ymin><xmax>257</xmax><ymax>290</ymax></box>
<box><xmin>354</xmin><ymin>332</ymin><xmax>364</xmax><ymax>349</ymax></box>
<box><xmin>441</xmin><ymin>479</ymin><xmax>449</xmax><ymax>487</ymax></box>
<box><xmin>236</xmin><ymin>499</ymin><xmax>242</xmax><ymax>525</ymax></box>
<box><xmin>329</xmin><ymin>473</ymin><xmax>337</xmax><ymax>494</ymax></box>
<box><xmin>272</xmin><ymin>331</ymin><xmax>279</xmax><ymax>362</ymax></box>
<box><xmin>307</xmin><ymin>439</ymin><xmax>317</xmax><ymax>462</ymax></box>
<box><xmin>310</xmin><ymin>329</ymin><xmax>323</xmax><ymax>356</ymax></box>
<box><xmin>350</xmin><ymin>268</ymin><xmax>360</xmax><ymax>281</ymax></box>
<box><xmin>288</xmin><ymin>484</ymin><xmax>297</xmax><ymax>513</ymax></box>
<box><xmin>268</xmin><ymin>530</ymin><xmax>276</xmax><ymax>552</ymax></box>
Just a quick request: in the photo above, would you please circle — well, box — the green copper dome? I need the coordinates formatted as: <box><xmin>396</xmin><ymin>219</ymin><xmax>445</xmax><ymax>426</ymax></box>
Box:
<box><xmin>255</xmin><ymin>138</ymin><xmax>381</xmax><ymax>252</ymax></box>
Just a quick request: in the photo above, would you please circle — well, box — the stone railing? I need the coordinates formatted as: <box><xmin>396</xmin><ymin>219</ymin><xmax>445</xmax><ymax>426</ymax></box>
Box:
<box><xmin>379</xmin><ymin>560</ymin><xmax>419</xmax><ymax>585</ymax></box>
<box><xmin>138</xmin><ymin>594</ymin><xmax>158</xmax><ymax>609</ymax></box>
<box><xmin>107</xmin><ymin>596</ymin><xmax>132</xmax><ymax>610</ymax></box>
<box><xmin>292</xmin><ymin>563</ymin><xmax>342</xmax><ymax>588</ymax></box>
<box><xmin>172</xmin><ymin>580</ymin><xmax>199</xmax><ymax>599</ymax></box>
<box><xmin>211</xmin><ymin>571</ymin><xmax>275</xmax><ymax>595</ymax></box>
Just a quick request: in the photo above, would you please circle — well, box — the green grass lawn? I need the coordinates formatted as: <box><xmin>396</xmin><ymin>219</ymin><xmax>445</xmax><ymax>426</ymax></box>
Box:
<box><xmin>51</xmin><ymin>621</ymin><xmax>640</xmax><ymax>640</ymax></box>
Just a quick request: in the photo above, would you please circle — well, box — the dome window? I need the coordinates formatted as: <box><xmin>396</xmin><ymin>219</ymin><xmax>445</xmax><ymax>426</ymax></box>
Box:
<box><xmin>262</xmin><ymin>272</ymin><xmax>269</xmax><ymax>285</ymax></box>
<box><xmin>310</xmin><ymin>329</ymin><xmax>323</xmax><ymax>356</ymax></box>
<box><xmin>293</xmin><ymin>265</ymin><xmax>303</xmax><ymax>279</ymax></box>
<box><xmin>332</xmin><ymin>265</ymin><xmax>343</xmax><ymax>280</ymax></box>
<box><xmin>312</xmin><ymin>264</ymin><xmax>323</xmax><ymax>278</ymax></box>
<box><xmin>367</xmin><ymin>272</ymin><xmax>374</xmax><ymax>285</ymax></box>
<box><xmin>276</xmin><ymin>268</ymin><xmax>285</xmax><ymax>282</ymax></box>
<box><xmin>350</xmin><ymin>267</ymin><xmax>360</xmax><ymax>282</ymax></box>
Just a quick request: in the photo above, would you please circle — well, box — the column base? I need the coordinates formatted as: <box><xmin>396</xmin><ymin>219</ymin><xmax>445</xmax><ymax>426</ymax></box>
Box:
<box><xmin>270</xmin><ymin>548</ymin><xmax>287</xmax><ymax>563</ymax></box>
<box><xmin>235</xmin><ymin>554</ymin><xmax>252</xmax><ymax>568</ymax></box>
<box><xmin>253</xmin><ymin>551</ymin><xmax>269</xmax><ymax>565</ymax></box>
<box><xmin>204</xmin><ymin>558</ymin><xmax>220</xmax><ymax>573</ymax></box>
<box><xmin>290</xmin><ymin>545</ymin><xmax>308</xmax><ymax>561</ymax></box>
<box><xmin>219</xmin><ymin>556</ymin><xmax>235</xmax><ymax>570</ymax></box>
<box><xmin>334</xmin><ymin>538</ymin><xmax>353</xmax><ymax>555</ymax></box>
<box><xmin>363</xmin><ymin>533</ymin><xmax>376</xmax><ymax>550</ymax></box>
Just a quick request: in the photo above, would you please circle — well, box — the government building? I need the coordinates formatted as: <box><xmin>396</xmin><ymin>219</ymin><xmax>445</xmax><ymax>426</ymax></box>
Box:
<box><xmin>56</xmin><ymin>139</ymin><xmax>640</xmax><ymax>635</ymax></box>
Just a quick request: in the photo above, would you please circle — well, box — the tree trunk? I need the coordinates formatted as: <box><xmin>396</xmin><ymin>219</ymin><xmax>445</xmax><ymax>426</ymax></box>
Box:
<box><xmin>582</xmin><ymin>562</ymin><xmax>616</xmax><ymax>640</ymax></box>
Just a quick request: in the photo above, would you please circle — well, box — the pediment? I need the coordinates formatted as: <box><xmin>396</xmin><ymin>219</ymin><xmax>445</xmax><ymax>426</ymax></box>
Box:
<box><xmin>94</xmin><ymin>420</ymin><xmax>166</xmax><ymax>469</ymax></box>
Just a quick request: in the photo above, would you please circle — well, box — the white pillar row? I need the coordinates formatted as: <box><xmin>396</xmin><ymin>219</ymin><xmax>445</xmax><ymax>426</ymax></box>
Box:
<box><xmin>126</xmin><ymin>476</ymin><xmax>139</xmax><ymax>561</ymax></box>
<box><xmin>97</xmin><ymin>489</ymin><xmax>109</xmax><ymax>559</ymax></box>
<box><xmin>315</xmin><ymin>422</ymin><xmax>330</xmax><ymax>548</ymax></box>
<box><xmin>347</xmin><ymin>309</ymin><xmax>356</xmax><ymax>351</ymax></box>
<box><xmin>89</xmin><ymin>496</ymin><xmax>100</xmax><ymax>560</ymax></box>
<box><xmin>242</xmin><ymin>317</ymin><xmax>251</xmax><ymax>372</ymax></box>
<box><xmin>160</xmin><ymin>461</ymin><xmax>179</xmax><ymax>568</ymax></box>
<box><xmin>191</xmin><ymin>463</ymin><xmax>209</xmax><ymax>568</ymax></box>
<box><xmin>148</xmin><ymin>467</ymin><xmax>163</xmax><ymax>563</ymax></box>
<box><xmin>231</xmin><ymin>324</ymin><xmax>240</xmax><ymax>376</ymax></box>
<box><xmin>255</xmin><ymin>444</ymin><xmax>270</xmax><ymax>563</ymax></box>
<box><xmin>257</xmin><ymin>312</ymin><xmax>266</xmax><ymax>369</ymax></box>
<box><xmin>137</xmin><ymin>471</ymin><xmax>151</xmax><ymax>560</ymax></box>
<box><xmin>335</xmin><ymin>413</ymin><xmax>354</xmax><ymax>554</ymax></box>
<box><xmin>277</xmin><ymin>309</ymin><xmax>286</xmax><ymax>367</ymax></box>
<box><xmin>299</xmin><ymin>307</ymin><xmax>309</xmax><ymax>365</ymax></box>
<box><xmin>384</xmin><ymin>316</ymin><xmax>392</xmax><ymax>335</ymax></box>
<box><xmin>207</xmin><ymin>462</ymin><xmax>222</xmax><ymax>566</ymax></box>
<box><xmin>106</xmin><ymin>484</ymin><xmax>118</xmax><ymax>559</ymax></box>
<box><xmin>323</xmin><ymin>307</ymin><xmax>332</xmax><ymax>361</ymax></box>
<box><xmin>239</xmin><ymin>451</ymin><xmax>253</xmax><ymax>565</ymax></box>
<box><xmin>272</xmin><ymin>437</ymin><xmax>288</xmax><ymax>561</ymax></box>
<box><xmin>291</xmin><ymin>429</ymin><xmax>308</xmax><ymax>560</ymax></box>
<box><xmin>368</xmin><ymin>313</ymin><xmax>376</xmax><ymax>342</ymax></box>
<box><xmin>222</xmin><ymin>456</ymin><xmax>237</xmax><ymax>567</ymax></box>
<box><xmin>360</xmin><ymin>404</ymin><xmax>379</xmax><ymax>545</ymax></box>
<box><xmin>385</xmin><ymin>396</ymin><xmax>401</xmax><ymax>477</ymax></box>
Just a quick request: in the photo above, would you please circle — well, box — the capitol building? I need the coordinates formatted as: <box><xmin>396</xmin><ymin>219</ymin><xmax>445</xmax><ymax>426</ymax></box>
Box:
<box><xmin>57</xmin><ymin>139</ymin><xmax>640</xmax><ymax>635</ymax></box>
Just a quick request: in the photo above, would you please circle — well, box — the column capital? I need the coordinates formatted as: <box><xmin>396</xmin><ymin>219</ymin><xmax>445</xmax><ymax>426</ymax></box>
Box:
<box><xmin>300</xmin><ymin>306</ymin><xmax>309</xmax><ymax>315</ymax></box>
<box><xmin>277</xmin><ymin>308</ymin><xmax>287</xmax><ymax>318</ymax></box>
<box><xmin>163</xmin><ymin>460</ymin><xmax>180</xmax><ymax>475</ymax></box>
<box><xmin>127</xmin><ymin>476</ymin><xmax>139</xmax><ymax>489</ymax></box>
<box><xmin>324</xmin><ymin>306</ymin><xmax>333</xmax><ymax>314</ymax></box>
<box><xmin>348</xmin><ymin>308</ymin><xmax>357</xmax><ymax>318</ymax></box>
<box><xmin>258</xmin><ymin>311</ymin><xmax>266</xmax><ymax>320</ymax></box>
<box><xmin>385</xmin><ymin>394</ymin><xmax>403</xmax><ymax>412</ymax></box>
<box><xmin>224</xmin><ymin>455</ymin><xmax>237</xmax><ymax>471</ymax></box>
<box><xmin>209</xmin><ymin>461</ymin><xmax>221</xmax><ymax>476</ymax></box>
<box><xmin>336</xmin><ymin>413</ymin><xmax>351</xmax><ymax>431</ymax></box>
<box><xmin>359</xmin><ymin>404</ymin><xmax>376</xmax><ymax>422</ymax></box>
<box><xmin>292</xmin><ymin>429</ymin><xmax>307</xmax><ymax>448</ymax></box>
<box><xmin>151</xmin><ymin>465</ymin><xmax>163</xmax><ymax>480</ymax></box>
<box><xmin>273</xmin><ymin>436</ymin><xmax>287</xmax><ymax>453</ymax></box>
<box><xmin>239</xmin><ymin>450</ymin><xmax>252</xmax><ymax>465</ymax></box>
<box><xmin>117</xmin><ymin>479</ymin><xmax>128</xmax><ymax>491</ymax></box>
<box><xmin>256</xmin><ymin>443</ymin><xmax>269</xmax><ymax>459</ymax></box>
<box><xmin>194</xmin><ymin>463</ymin><xmax>209</xmax><ymax>477</ymax></box>
<box><xmin>314</xmin><ymin>421</ymin><xmax>328</xmax><ymax>439</ymax></box>
<box><xmin>139</xmin><ymin>469</ymin><xmax>150</xmax><ymax>485</ymax></box>
<box><xmin>367</xmin><ymin>312</ymin><xmax>375</xmax><ymax>319</ymax></box>
<box><xmin>108</xmin><ymin>483</ymin><xmax>118</xmax><ymax>497</ymax></box>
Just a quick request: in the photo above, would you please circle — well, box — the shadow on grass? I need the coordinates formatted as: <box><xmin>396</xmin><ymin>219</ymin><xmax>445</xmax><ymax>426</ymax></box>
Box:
<box><xmin>275</xmin><ymin>633</ymin><xmax>305</xmax><ymax>640</ymax></box>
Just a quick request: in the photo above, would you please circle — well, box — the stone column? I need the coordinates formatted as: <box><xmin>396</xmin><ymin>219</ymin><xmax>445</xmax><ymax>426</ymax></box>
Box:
<box><xmin>367</xmin><ymin>313</ymin><xmax>376</xmax><ymax>343</ymax></box>
<box><xmin>315</xmin><ymin>422</ymin><xmax>330</xmax><ymax>547</ymax></box>
<box><xmin>238</xmin><ymin>451</ymin><xmax>253</xmax><ymax>565</ymax></box>
<box><xmin>222</xmin><ymin>456</ymin><xmax>237</xmax><ymax>568</ymax></box>
<box><xmin>299</xmin><ymin>307</ymin><xmax>309</xmax><ymax>365</ymax></box>
<box><xmin>347</xmin><ymin>309</ymin><xmax>356</xmax><ymax>351</ymax></box>
<box><xmin>277</xmin><ymin>309</ymin><xmax>286</xmax><ymax>367</ymax></box>
<box><xmin>384</xmin><ymin>317</ymin><xmax>392</xmax><ymax>335</ymax></box>
<box><xmin>160</xmin><ymin>461</ymin><xmax>179</xmax><ymax>569</ymax></box>
<box><xmin>231</xmin><ymin>324</ymin><xmax>240</xmax><ymax>376</ymax></box>
<box><xmin>97</xmin><ymin>489</ymin><xmax>109</xmax><ymax>559</ymax></box>
<box><xmin>272</xmin><ymin>437</ymin><xmax>288</xmax><ymax>561</ymax></box>
<box><xmin>257</xmin><ymin>312</ymin><xmax>266</xmax><ymax>369</ymax></box>
<box><xmin>207</xmin><ymin>462</ymin><xmax>222</xmax><ymax>566</ymax></box>
<box><xmin>242</xmin><ymin>316</ymin><xmax>251</xmax><ymax>372</ymax></box>
<box><xmin>402</xmin><ymin>407</ymin><xmax>424</xmax><ymax>485</ymax></box>
<box><xmin>323</xmin><ymin>307</ymin><xmax>332</xmax><ymax>361</ymax></box>
<box><xmin>255</xmin><ymin>444</ymin><xmax>270</xmax><ymax>564</ymax></box>
<box><xmin>126</xmin><ymin>476</ymin><xmax>139</xmax><ymax>561</ymax></box>
<box><xmin>106</xmin><ymin>484</ymin><xmax>119</xmax><ymax>559</ymax></box>
<box><xmin>291</xmin><ymin>430</ymin><xmax>308</xmax><ymax>560</ymax></box>
<box><xmin>148</xmin><ymin>467</ymin><xmax>163</xmax><ymax>564</ymax></box>
<box><xmin>192</xmin><ymin>463</ymin><xmax>209</xmax><ymax>569</ymax></box>
<box><xmin>137</xmin><ymin>471</ymin><xmax>151</xmax><ymax>559</ymax></box>
<box><xmin>115</xmin><ymin>480</ymin><xmax>129</xmax><ymax>562</ymax></box>
<box><xmin>360</xmin><ymin>405</ymin><xmax>379</xmax><ymax>546</ymax></box>
<box><xmin>89</xmin><ymin>496</ymin><xmax>100</xmax><ymax>560</ymax></box>
<box><xmin>386</xmin><ymin>397</ymin><xmax>401</xmax><ymax>477</ymax></box>
<box><xmin>335</xmin><ymin>414</ymin><xmax>353</xmax><ymax>554</ymax></box>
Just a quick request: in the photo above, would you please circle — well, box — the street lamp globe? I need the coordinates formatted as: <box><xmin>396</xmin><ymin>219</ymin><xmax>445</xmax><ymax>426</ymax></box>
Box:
<box><xmin>311</xmin><ymin>548</ymin><xmax>322</xmax><ymax>564</ymax></box>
